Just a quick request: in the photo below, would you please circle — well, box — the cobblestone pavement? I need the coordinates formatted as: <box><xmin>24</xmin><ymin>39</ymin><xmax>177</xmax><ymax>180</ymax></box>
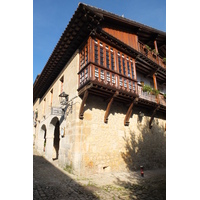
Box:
<box><xmin>33</xmin><ymin>148</ymin><xmax>166</xmax><ymax>200</ymax></box>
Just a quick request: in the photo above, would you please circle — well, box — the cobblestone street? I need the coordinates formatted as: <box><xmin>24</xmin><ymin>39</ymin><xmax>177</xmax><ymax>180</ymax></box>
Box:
<box><xmin>33</xmin><ymin>148</ymin><xmax>166</xmax><ymax>200</ymax></box>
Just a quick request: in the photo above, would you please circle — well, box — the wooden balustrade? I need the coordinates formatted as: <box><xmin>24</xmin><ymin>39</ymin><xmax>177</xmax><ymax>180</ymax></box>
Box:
<box><xmin>78</xmin><ymin>64</ymin><xmax>137</xmax><ymax>95</ymax></box>
<box><xmin>138</xmin><ymin>41</ymin><xmax>166</xmax><ymax>69</ymax></box>
<box><xmin>79</xmin><ymin>65</ymin><xmax>166</xmax><ymax>106</ymax></box>
<box><xmin>137</xmin><ymin>85</ymin><xmax>166</xmax><ymax>105</ymax></box>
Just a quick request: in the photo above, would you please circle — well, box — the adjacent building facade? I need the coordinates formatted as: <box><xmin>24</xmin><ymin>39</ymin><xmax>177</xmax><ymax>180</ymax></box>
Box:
<box><xmin>33</xmin><ymin>3</ymin><xmax>166</xmax><ymax>175</ymax></box>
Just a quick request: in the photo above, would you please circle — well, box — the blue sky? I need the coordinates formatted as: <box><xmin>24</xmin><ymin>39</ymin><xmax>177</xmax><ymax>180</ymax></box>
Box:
<box><xmin>33</xmin><ymin>0</ymin><xmax>166</xmax><ymax>82</ymax></box>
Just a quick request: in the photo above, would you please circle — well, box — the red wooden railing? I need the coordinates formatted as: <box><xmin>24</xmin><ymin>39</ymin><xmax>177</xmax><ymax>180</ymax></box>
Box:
<box><xmin>79</xmin><ymin>64</ymin><xmax>166</xmax><ymax>106</ymax></box>
<box><xmin>138</xmin><ymin>41</ymin><xmax>166</xmax><ymax>69</ymax></box>
<box><xmin>79</xmin><ymin>64</ymin><xmax>138</xmax><ymax>94</ymax></box>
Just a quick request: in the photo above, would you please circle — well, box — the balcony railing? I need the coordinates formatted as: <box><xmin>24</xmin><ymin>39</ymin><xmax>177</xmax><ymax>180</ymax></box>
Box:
<box><xmin>137</xmin><ymin>85</ymin><xmax>166</xmax><ymax>106</ymax></box>
<box><xmin>138</xmin><ymin>85</ymin><xmax>157</xmax><ymax>103</ymax></box>
<box><xmin>78</xmin><ymin>64</ymin><xmax>165</xmax><ymax>107</ymax></box>
<box><xmin>138</xmin><ymin>41</ymin><xmax>166</xmax><ymax>69</ymax></box>
<box><xmin>78</xmin><ymin>64</ymin><xmax>138</xmax><ymax>95</ymax></box>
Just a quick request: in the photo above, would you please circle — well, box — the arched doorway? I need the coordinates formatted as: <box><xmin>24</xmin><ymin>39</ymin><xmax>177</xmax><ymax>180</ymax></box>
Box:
<box><xmin>53</xmin><ymin>120</ymin><xmax>60</xmax><ymax>160</ymax></box>
<box><xmin>38</xmin><ymin>124</ymin><xmax>47</xmax><ymax>154</ymax></box>
<box><xmin>49</xmin><ymin>117</ymin><xmax>60</xmax><ymax>160</ymax></box>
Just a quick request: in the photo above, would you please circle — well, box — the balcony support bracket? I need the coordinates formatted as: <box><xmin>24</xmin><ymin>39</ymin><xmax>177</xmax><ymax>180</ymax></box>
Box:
<box><xmin>124</xmin><ymin>97</ymin><xmax>139</xmax><ymax>126</ymax></box>
<box><xmin>104</xmin><ymin>91</ymin><xmax>118</xmax><ymax>123</ymax></box>
<box><xmin>149</xmin><ymin>104</ymin><xmax>160</xmax><ymax>129</ymax></box>
<box><xmin>79</xmin><ymin>90</ymin><xmax>89</xmax><ymax>119</ymax></box>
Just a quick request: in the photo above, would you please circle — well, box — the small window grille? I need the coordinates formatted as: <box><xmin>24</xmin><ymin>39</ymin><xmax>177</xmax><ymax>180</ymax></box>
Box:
<box><xmin>111</xmin><ymin>53</ymin><xmax>114</xmax><ymax>71</ymax></box>
<box><xmin>122</xmin><ymin>58</ymin><xmax>126</xmax><ymax>75</ymax></box>
<box><xmin>82</xmin><ymin>71</ymin><xmax>84</xmax><ymax>82</ymax></box>
<box><xmin>107</xmin><ymin>72</ymin><xmax>110</xmax><ymax>82</ymax></box>
<box><xmin>80</xmin><ymin>73</ymin><xmax>82</xmax><ymax>83</ymax></box>
<box><xmin>124</xmin><ymin>79</ymin><xmax>127</xmax><ymax>88</ymax></box>
<box><xmin>127</xmin><ymin>60</ymin><xmax>130</xmax><ymax>77</ymax></box>
<box><xmin>95</xmin><ymin>67</ymin><xmax>99</xmax><ymax>78</ymax></box>
<box><xmin>131</xmin><ymin>62</ymin><xmax>134</xmax><ymax>78</ymax></box>
<box><xmin>95</xmin><ymin>44</ymin><xmax>98</xmax><ymax>64</ymax></box>
<box><xmin>85</xmin><ymin>45</ymin><xmax>88</xmax><ymax>64</ymax></box>
<box><xmin>118</xmin><ymin>57</ymin><xmax>122</xmax><ymax>74</ymax></box>
<box><xmin>132</xmin><ymin>83</ymin><xmax>135</xmax><ymax>91</ymax></box>
<box><xmin>100</xmin><ymin>47</ymin><xmax>104</xmax><ymax>66</ymax></box>
<box><xmin>129</xmin><ymin>81</ymin><xmax>132</xmax><ymax>90</ymax></box>
<box><xmin>85</xmin><ymin>68</ymin><xmax>88</xmax><ymax>79</ymax></box>
<box><xmin>119</xmin><ymin>77</ymin><xmax>123</xmax><ymax>86</ymax></box>
<box><xmin>112</xmin><ymin>74</ymin><xmax>115</xmax><ymax>84</ymax></box>
<box><xmin>106</xmin><ymin>51</ymin><xmax>110</xmax><ymax>69</ymax></box>
<box><xmin>100</xmin><ymin>70</ymin><xmax>104</xmax><ymax>80</ymax></box>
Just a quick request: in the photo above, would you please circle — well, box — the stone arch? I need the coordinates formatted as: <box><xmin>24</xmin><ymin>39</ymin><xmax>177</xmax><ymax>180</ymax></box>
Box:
<box><xmin>37</xmin><ymin>124</ymin><xmax>47</xmax><ymax>154</ymax></box>
<box><xmin>48</xmin><ymin>117</ymin><xmax>60</xmax><ymax>160</ymax></box>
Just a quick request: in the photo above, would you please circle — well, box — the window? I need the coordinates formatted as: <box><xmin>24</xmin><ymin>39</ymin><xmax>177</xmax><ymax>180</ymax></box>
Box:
<box><xmin>95</xmin><ymin>67</ymin><xmax>99</xmax><ymax>78</ymax></box>
<box><xmin>81</xmin><ymin>71</ymin><xmax>84</xmax><ymax>83</ymax></box>
<box><xmin>80</xmin><ymin>42</ymin><xmax>88</xmax><ymax>69</ymax></box>
<box><xmin>127</xmin><ymin>58</ymin><xmax>130</xmax><ymax>77</ymax></box>
<box><xmin>129</xmin><ymin>81</ymin><xmax>132</xmax><ymax>90</ymax></box>
<box><xmin>112</xmin><ymin>74</ymin><xmax>115</xmax><ymax>84</ymax></box>
<box><xmin>111</xmin><ymin>53</ymin><xmax>114</xmax><ymax>70</ymax></box>
<box><xmin>119</xmin><ymin>77</ymin><xmax>123</xmax><ymax>86</ymax></box>
<box><xmin>85</xmin><ymin>67</ymin><xmax>88</xmax><ymax>79</ymax></box>
<box><xmin>118</xmin><ymin>54</ymin><xmax>122</xmax><ymax>74</ymax></box>
<box><xmin>106</xmin><ymin>50</ymin><xmax>110</xmax><ymax>69</ymax></box>
<box><xmin>107</xmin><ymin>72</ymin><xmax>110</xmax><ymax>82</ymax></box>
<box><xmin>131</xmin><ymin>60</ymin><xmax>134</xmax><ymax>79</ymax></box>
<box><xmin>95</xmin><ymin>44</ymin><xmax>98</xmax><ymax>64</ymax></box>
<box><xmin>100</xmin><ymin>70</ymin><xmax>104</xmax><ymax>80</ymax></box>
<box><xmin>85</xmin><ymin>45</ymin><xmax>88</xmax><ymax>64</ymax></box>
<box><xmin>100</xmin><ymin>46</ymin><xmax>104</xmax><ymax>66</ymax></box>
<box><xmin>124</xmin><ymin>79</ymin><xmax>127</xmax><ymax>88</ymax></box>
<box><xmin>122</xmin><ymin>56</ymin><xmax>126</xmax><ymax>75</ymax></box>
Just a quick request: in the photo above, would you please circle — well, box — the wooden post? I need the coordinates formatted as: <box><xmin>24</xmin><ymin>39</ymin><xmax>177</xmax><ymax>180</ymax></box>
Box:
<box><xmin>154</xmin><ymin>40</ymin><xmax>158</xmax><ymax>54</ymax></box>
<box><xmin>153</xmin><ymin>73</ymin><xmax>158</xmax><ymax>90</ymax></box>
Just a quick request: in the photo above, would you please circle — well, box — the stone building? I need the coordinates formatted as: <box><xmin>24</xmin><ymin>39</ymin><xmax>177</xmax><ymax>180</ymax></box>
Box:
<box><xmin>33</xmin><ymin>3</ymin><xmax>166</xmax><ymax>175</ymax></box>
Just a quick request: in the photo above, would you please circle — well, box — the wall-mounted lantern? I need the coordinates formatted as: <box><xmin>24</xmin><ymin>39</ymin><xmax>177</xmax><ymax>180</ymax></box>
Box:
<box><xmin>59</xmin><ymin>92</ymin><xmax>69</xmax><ymax>105</ymax></box>
<box><xmin>138</xmin><ymin>111</ymin><xmax>144</xmax><ymax>123</ymax></box>
<box><xmin>139</xmin><ymin>111</ymin><xmax>144</xmax><ymax>118</ymax></box>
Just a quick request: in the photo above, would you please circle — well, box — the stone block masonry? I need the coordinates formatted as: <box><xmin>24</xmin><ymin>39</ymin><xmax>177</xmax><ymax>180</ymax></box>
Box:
<box><xmin>75</xmin><ymin>94</ymin><xmax>166</xmax><ymax>175</ymax></box>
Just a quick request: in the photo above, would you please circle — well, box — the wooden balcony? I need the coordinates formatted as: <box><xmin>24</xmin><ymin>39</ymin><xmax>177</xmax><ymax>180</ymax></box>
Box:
<box><xmin>138</xmin><ymin>41</ymin><xmax>166</xmax><ymax>69</ymax></box>
<box><xmin>137</xmin><ymin>85</ymin><xmax>166</xmax><ymax>111</ymax></box>
<box><xmin>78</xmin><ymin>63</ymin><xmax>138</xmax><ymax>103</ymax></box>
<box><xmin>78</xmin><ymin>64</ymin><xmax>166</xmax><ymax>108</ymax></box>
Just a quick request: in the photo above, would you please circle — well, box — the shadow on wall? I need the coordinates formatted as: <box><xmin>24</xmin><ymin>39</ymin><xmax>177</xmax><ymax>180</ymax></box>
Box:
<box><xmin>33</xmin><ymin>155</ymin><xmax>100</xmax><ymax>199</ymax></box>
<box><xmin>121</xmin><ymin>120</ymin><xmax>166</xmax><ymax>171</ymax></box>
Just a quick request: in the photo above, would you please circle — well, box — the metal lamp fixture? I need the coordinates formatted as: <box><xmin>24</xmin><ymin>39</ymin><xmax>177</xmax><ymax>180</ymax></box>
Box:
<box><xmin>59</xmin><ymin>92</ymin><xmax>69</xmax><ymax>105</ymax></box>
<box><xmin>139</xmin><ymin>111</ymin><xmax>144</xmax><ymax>118</ymax></box>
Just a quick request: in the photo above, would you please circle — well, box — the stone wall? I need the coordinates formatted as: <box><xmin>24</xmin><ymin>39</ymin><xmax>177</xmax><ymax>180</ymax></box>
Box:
<box><xmin>33</xmin><ymin>50</ymin><xmax>166</xmax><ymax>176</ymax></box>
<box><xmin>76</xmin><ymin>94</ymin><xmax>166</xmax><ymax>175</ymax></box>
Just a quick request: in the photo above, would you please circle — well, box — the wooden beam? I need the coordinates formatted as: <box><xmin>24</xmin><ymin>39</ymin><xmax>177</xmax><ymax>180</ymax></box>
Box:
<box><xmin>124</xmin><ymin>97</ymin><xmax>139</xmax><ymax>126</ymax></box>
<box><xmin>79</xmin><ymin>90</ymin><xmax>89</xmax><ymax>119</ymax></box>
<box><xmin>104</xmin><ymin>92</ymin><xmax>118</xmax><ymax>123</ymax></box>
<box><xmin>153</xmin><ymin>73</ymin><xmax>158</xmax><ymax>90</ymax></box>
<box><xmin>149</xmin><ymin>105</ymin><xmax>160</xmax><ymax>129</ymax></box>
<box><xmin>154</xmin><ymin>40</ymin><xmax>158</xmax><ymax>54</ymax></box>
